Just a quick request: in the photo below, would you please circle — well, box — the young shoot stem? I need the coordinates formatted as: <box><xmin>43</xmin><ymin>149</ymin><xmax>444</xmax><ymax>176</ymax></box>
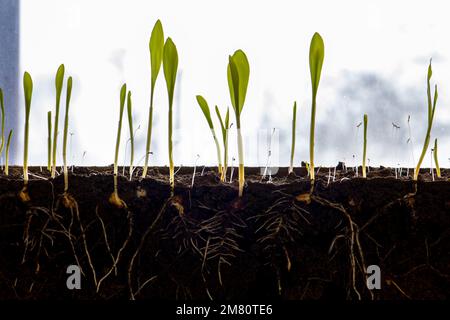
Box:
<box><xmin>127</xmin><ymin>91</ymin><xmax>134</xmax><ymax>180</ymax></box>
<box><xmin>47</xmin><ymin>111</ymin><xmax>52</xmax><ymax>171</ymax></box>
<box><xmin>227</xmin><ymin>50</ymin><xmax>250</xmax><ymax>197</ymax></box>
<box><xmin>20</xmin><ymin>72</ymin><xmax>33</xmax><ymax>202</ymax></box>
<box><xmin>215</xmin><ymin>106</ymin><xmax>230</xmax><ymax>182</ymax></box>
<box><xmin>362</xmin><ymin>114</ymin><xmax>368</xmax><ymax>178</ymax></box>
<box><xmin>110</xmin><ymin>84</ymin><xmax>127</xmax><ymax>208</ymax></box>
<box><xmin>163</xmin><ymin>37</ymin><xmax>179</xmax><ymax>195</ymax></box>
<box><xmin>196</xmin><ymin>95</ymin><xmax>223</xmax><ymax>176</ymax></box>
<box><xmin>414</xmin><ymin>60</ymin><xmax>438</xmax><ymax>181</ymax></box>
<box><xmin>0</xmin><ymin>88</ymin><xmax>5</xmax><ymax>158</ymax></box>
<box><xmin>62</xmin><ymin>77</ymin><xmax>73</xmax><ymax>193</ymax></box>
<box><xmin>309</xmin><ymin>33</ymin><xmax>325</xmax><ymax>183</ymax></box>
<box><xmin>5</xmin><ymin>130</ymin><xmax>12</xmax><ymax>176</ymax></box>
<box><xmin>434</xmin><ymin>138</ymin><xmax>441</xmax><ymax>178</ymax></box>
<box><xmin>289</xmin><ymin>101</ymin><xmax>297</xmax><ymax>175</ymax></box>
<box><xmin>143</xmin><ymin>20</ymin><xmax>164</xmax><ymax>178</ymax></box>
<box><xmin>52</xmin><ymin>64</ymin><xmax>65</xmax><ymax>178</ymax></box>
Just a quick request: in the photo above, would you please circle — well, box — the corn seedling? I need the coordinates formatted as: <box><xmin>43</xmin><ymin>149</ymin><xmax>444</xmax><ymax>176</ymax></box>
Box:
<box><xmin>414</xmin><ymin>60</ymin><xmax>438</xmax><ymax>181</ymax></box>
<box><xmin>215</xmin><ymin>106</ymin><xmax>230</xmax><ymax>181</ymax></box>
<box><xmin>196</xmin><ymin>95</ymin><xmax>223</xmax><ymax>177</ymax></box>
<box><xmin>163</xmin><ymin>37</ymin><xmax>179</xmax><ymax>194</ymax></box>
<box><xmin>109</xmin><ymin>84</ymin><xmax>127</xmax><ymax>208</ymax></box>
<box><xmin>46</xmin><ymin>111</ymin><xmax>52</xmax><ymax>171</ymax></box>
<box><xmin>5</xmin><ymin>129</ymin><xmax>12</xmax><ymax>176</ymax></box>
<box><xmin>434</xmin><ymin>138</ymin><xmax>441</xmax><ymax>178</ymax></box>
<box><xmin>308</xmin><ymin>33</ymin><xmax>325</xmax><ymax>182</ymax></box>
<box><xmin>51</xmin><ymin>64</ymin><xmax>65</xmax><ymax>178</ymax></box>
<box><xmin>227</xmin><ymin>50</ymin><xmax>250</xmax><ymax>197</ymax></box>
<box><xmin>362</xmin><ymin>114</ymin><xmax>368</xmax><ymax>178</ymax></box>
<box><xmin>0</xmin><ymin>88</ymin><xmax>5</xmax><ymax>160</ymax></box>
<box><xmin>143</xmin><ymin>20</ymin><xmax>164</xmax><ymax>178</ymax></box>
<box><xmin>289</xmin><ymin>101</ymin><xmax>297</xmax><ymax>175</ymax></box>
<box><xmin>62</xmin><ymin>76</ymin><xmax>73</xmax><ymax>193</ymax></box>
<box><xmin>20</xmin><ymin>72</ymin><xmax>33</xmax><ymax>202</ymax></box>
<box><xmin>126</xmin><ymin>91</ymin><xmax>135</xmax><ymax>180</ymax></box>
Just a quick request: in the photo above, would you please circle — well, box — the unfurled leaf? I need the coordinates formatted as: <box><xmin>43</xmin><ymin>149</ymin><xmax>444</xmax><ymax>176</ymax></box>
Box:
<box><xmin>150</xmin><ymin>20</ymin><xmax>164</xmax><ymax>88</ymax></box>
<box><xmin>196</xmin><ymin>95</ymin><xmax>213</xmax><ymax>128</ymax></box>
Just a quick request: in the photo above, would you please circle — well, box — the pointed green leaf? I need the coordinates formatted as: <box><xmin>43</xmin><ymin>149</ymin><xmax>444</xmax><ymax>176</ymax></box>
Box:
<box><xmin>150</xmin><ymin>20</ymin><xmax>164</xmax><ymax>88</ymax></box>
<box><xmin>120</xmin><ymin>83</ymin><xmax>127</xmax><ymax>113</ymax></box>
<box><xmin>215</xmin><ymin>105</ymin><xmax>226</xmax><ymax>137</ymax></box>
<box><xmin>196</xmin><ymin>95</ymin><xmax>213</xmax><ymax>128</ymax></box>
<box><xmin>163</xmin><ymin>37</ymin><xmax>179</xmax><ymax>106</ymax></box>
<box><xmin>55</xmin><ymin>64</ymin><xmax>65</xmax><ymax>104</ymax></box>
<box><xmin>227</xmin><ymin>50</ymin><xmax>250</xmax><ymax>115</ymax></box>
<box><xmin>309</xmin><ymin>33</ymin><xmax>325</xmax><ymax>97</ymax></box>
<box><xmin>225</xmin><ymin>107</ymin><xmax>230</xmax><ymax>129</ymax></box>
<box><xmin>66</xmin><ymin>76</ymin><xmax>73</xmax><ymax>110</ymax></box>
<box><xmin>23</xmin><ymin>72</ymin><xmax>33</xmax><ymax>114</ymax></box>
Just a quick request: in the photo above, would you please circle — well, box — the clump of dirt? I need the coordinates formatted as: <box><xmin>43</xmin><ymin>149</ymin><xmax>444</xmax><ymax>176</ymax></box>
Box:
<box><xmin>0</xmin><ymin>166</ymin><xmax>449</xmax><ymax>300</ymax></box>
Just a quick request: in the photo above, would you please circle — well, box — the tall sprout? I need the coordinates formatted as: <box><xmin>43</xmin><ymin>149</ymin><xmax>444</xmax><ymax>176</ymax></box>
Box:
<box><xmin>163</xmin><ymin>37</ymin><xmax>178</xmax><ymax>194</ymax></box>
<box><xmin>227</xmin><ymin>50</ymin><xmax>250</xmax><ymax>197</ymax></box>
<box><xmin>414</xmin><ymin>60</ymin><xmax>438</xmax><ymax>181</ymax></box>
<box><xmin>52</xmin><ymin>64</ymin><xmax>65</xmax><ymax>178</ymax></box>
<box><xmin>109</xmin><ymin>84</ymin><xmax>127</xmax><ymax>208</ymax></box>
<box><xmin>289</xmin><ymin>101</ymin><xmax>297</xmax><ymax>174</ymax></box>
<box><xmin>434</xmin><ymin>138</ymin><xmax>441</xmax><ymax>178</ymax></box>
<box><xmin>0</xmin><ymin>88</ymin><xmax>5</xmax><ymax>158</ymax></box>
<box><xmin>127</xmin><ymin>91</ymin><xmax>134</xmax><ymax>180</ymax></box>
<box><xmin>308</xmin><ymin>33</ymin><xmax>325</xmax><ymax>182</ymax></box>
<box><xmin>20</xmin><ymin>72</ymin><xmax>33</xmax><ymax>202</ymax></box>
<box><xmin>62</xmin><ymin>77</ymin><xmax>73</xmax><ymax>193</ymax></box>
<box><xmin>196</xmin><ymin>95</ymin><xmax>223</xmax><ymax>177</ymax></box>
<box><xmin>215</xmin><ymin>106</ymin><xmax>230</xmax><ymax>182</ymax></box>
<box><xmin>362</xmin><ymin>114</ymin><xmax>368</xmax><ymax>178</ymax></box>
<box><xmin>143</xmin><ymin>20</ymin><xmax>164</xmax><ymax>178</ymax></box>
<box><xmin>5</xmin><ymin>130</ymin><xmax>12</xmax><ymax>176</ymax></box>
<box><xmin>47</xmin><ymin>111</ymin><xmax>52</xmax><ymax>171</ymax></box>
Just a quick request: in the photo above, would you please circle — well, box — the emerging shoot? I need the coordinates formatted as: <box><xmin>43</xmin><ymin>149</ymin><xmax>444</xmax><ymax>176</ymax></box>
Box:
<box><xmin>308</xmin><ymin>32</ymin><xmax>325</xmax><ymax>182</ymax></box>
<box><xmin>62</xmin><ymin>77</ymin><xmax>73</xmax><ymax>193</ymax></box>
<box><xmin>52</xmin><ymin>64</ymin><xmax>65</xmax><ymax>178</ymax></box>
<box><xmin>289</xmin><ymin>101</ymin><xmax>297</xmax><ymax>174</ymax></box>
<box><xmin>47</xmin><ymin>111</ymin><xmax>52</xmax><ymax>171</ymax></box>
<box><xmin>127</xmin><ymin>91</ymin><xmax>134</xmax><ymax>180</ymax></box>
<box><xmin>434</xmin><ymin>138</ymin><xmax>441</xmax><ymax>178</ymax></box>
<box><xmin>0</xmin><ymin>88</ymin><xmax>4</xmax><ymax>158</ymax></box>
<box><xmin>163</xmin><ymin>37</ymin><xmax>179</xmax><ymax>194</ymax></box>
<box><xmin>196</xmin><ymin>95</ymin><xmax>223</xmax><ymax>177</ymax></box>
<box><xmin>362</xmin><ymin>114</ymin><xmax>368</xmax><ymax>178</ymax></box>
<box><xmin>20</xmin><ymin>72</ymin><xmax>33</xmax><ymax>202</ymax></box>
<box><xmin>227</xmin><ymin>50</ymin><xmax>250</xmax><ymax>197</ymax></box>
<box><xmin>414</xmin><ymin>60</ymin><xmax>438</xmax><ymax>181</ymax></box>
<box><xmin>5</xmin><ymin>130</ymin><xmax>12</xmax><ymax>176</ymax></box>
<box><xmin>215</xmin><ymin>106</ymin><xmax>230</xmax><ymax>181</ymax></box>
<box><xmin>109</xmin><ymin>84</ymin><xmax>127</xmax><ymax>208</ymax></box>
<box><xmin>143</xmin><ymin>20</ymin><xmax>164</xmax><ymax>178</ymax></box>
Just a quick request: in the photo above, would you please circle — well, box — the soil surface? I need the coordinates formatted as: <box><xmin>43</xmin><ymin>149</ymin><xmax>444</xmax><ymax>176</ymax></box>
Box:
<box><xmin>0</xmin><ymin>165</ymin><xmax>449</xmax><ymax>300</ymax></box>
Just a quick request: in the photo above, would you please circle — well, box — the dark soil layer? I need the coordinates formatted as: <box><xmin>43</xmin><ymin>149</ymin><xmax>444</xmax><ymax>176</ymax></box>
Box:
<box><xmin>0</xmin><ymin>166</ymin><xmax>449</xmax><ymax>300</ymax></box>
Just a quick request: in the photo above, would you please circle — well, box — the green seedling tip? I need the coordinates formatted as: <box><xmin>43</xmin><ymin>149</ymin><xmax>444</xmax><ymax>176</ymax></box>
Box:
<box><xmin>289</xmin><ymin>101</ymin><xmax>297</xmax><ymax>174</ymax></box>
<box><xmin>414</xmin><ymin>60</ymin><xmax>438</xmax><ymax>181</ymax></box>
<box><xmin>362</xmin><ymin>114</ymin><xmax>368</xmax><ymax>178</ymax></box>
<box><xmin>143</xmin><ymin>19</ymin><xmax>165</xmax><ymax>178</ymax></box>
<box><xmin>196</xmin><ymin>95</ymin><xmax>223</xmax><ymax>176</ymax></box>
<box><xmin>5</xmin><ymin>129</ymin><xmax>12</xmax><ymax>176</ymax></box>
<box><xmin>163</xmin><ymin>37</ymin><xmax>179</xmax><ymax>193</ymax></box>
<box><xmin>434</xmin><ymin>138</ymin><xmax>441</xmax><ymax>178</ymax></box>
<box><xmin>0</xmin><ymin>88</ymin><xmax>4</xmax><ymax>156</ymax></box>
<box><xmin>63</xmin><ymin>76</ymin><xmax>73</xmax><ymax>193</ymax></box>
<box><xmin>227</xmin><ymin>49</ymin><xmax>250</xmax><ymax>197</ymax></box>
<box><xmin>20</xmin><ymin>72</ymin><xmax>33</xmax><ymax>202</ymax></box>
<box><xmin>215</xmin><ymin>106</ymin><xmax>230</xmax><ymax>182</ymax></box>
<box><xmin>127</xmin><ymin>90</ymin><xmax>134</xmax><ymax>180</ymax></box>
<box><xmin>52</xmin><ymin>64</ymin><xmax>66</xmax><ymax>178</ymax></box>
<box><xmin>308</xmin><ymin>32</ymin><xmax>325</xmax><ymax>182</ymax></box>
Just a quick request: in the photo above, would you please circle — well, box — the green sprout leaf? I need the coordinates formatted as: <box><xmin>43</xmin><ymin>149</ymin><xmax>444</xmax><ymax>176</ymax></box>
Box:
<box><xmin>21</xmin><ymin>71</ymin><xmax>33</xmax><ymax>202</ymax></box>
<box><xmin>196</xmin><ymin>95</ymin><xmax>214</xmax><ymax>128</ymax></box>
<box><xmin>227</xmin><ymin>50</ymin><xmax>250</xmax><ymax>118</ymax></box>
<box><xmin>434</xmin><ymin>138</ymin><xmax>441</xmax><ymax>178</ymax></box>
<box><xmin>289</xmin><ymin>101</ymin><xmax>297</xmax><ymax>174</ymax></box>
<box><xmin>150</xmin><ymin>20</ymin><xmax>165</xmax><ymax>89</ymax></box>
<box><xmin>0</xmin><ymin>88</ymin><xmax>4</xmax><ymax>156</ymax></box>
<box><xmin>52</xmin><ymin>64</ymin><xmax>65</xmax><ymax>178</ymax></box>
<box><xmin>63</xmin><ymin>76</ymin><xmax>73</xmax><ymax>192</ymax></box>
<box><xmin>308</xmin><ymin>32</ymin><xmax>325</xmax><ymax>182</ymax></box>
<box><xmin>163</xmin><ymin>37</ymin><xmax>179</xmax><ymax>193</ymax></box>
<box><xmin>127</xmin><ymin>90</ymin><xmax>134</xmax><ymax>180</ymax></box>
<box><xmin>143</xmin><ymin>20</ymin><xmax>165</xmax><ymax>178</ymax></box>
<box><xmin>5</xmin><ymin>129</ymin><xmax>12</xmax><ymax>176</ymax></box>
